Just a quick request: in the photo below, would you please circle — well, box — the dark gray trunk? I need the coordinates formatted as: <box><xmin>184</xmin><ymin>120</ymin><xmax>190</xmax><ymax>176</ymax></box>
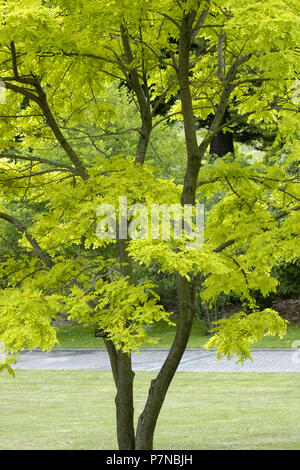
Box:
<box><xmin>102</xmin><ymin>237</ymin><xmax>136</xmax><ymax>449</ymax></box>
<box><xmin>209</xmin><ymin>110</ymin><xmax>234</xmax><ymax>157</ymax></box>
<box><xmin>135</xmin><ymin>118</ymin><xmax>152</xmax><ymax>165</ymax></box>
<box><xmin>113</xmin><ymin>238</ymin><xmax>136</xmax><ymax>449</ymax></box>
<box><xmin>210</xmin><ymin>128</ymin><xmax>234</xmax><ymax>157</ymax></box>
<box><xmin>135</xmin><ymin>274</ymin><xmax>198</xmax><ymax>449</ymax></box>
<box><xmin>115</xmin><ymin>350</ymin><xmax>136</xmax><ymax>450</ymax></box>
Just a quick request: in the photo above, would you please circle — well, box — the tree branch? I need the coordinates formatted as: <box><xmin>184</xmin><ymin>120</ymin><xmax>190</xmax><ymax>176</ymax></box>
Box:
<box><xmin>2</xmin><ymin>42</ymin><xmax>89</xmax><ymax>181</ymax></box>
<box><xmin>190</xmin><ymin>2</ymin><xmax>210</xmax><ymax>45</ymax></box>
<box><xmin>213</xmin><ymin>204</ymin><xmax>300</xmax><ymax>253</ymax></box>
<box><xmin>120</xmin><ymin>24</ymin><xmax>152</xmax><ymax>164</ymax></box>
<box><xmin>0</xmin><ymin>212</ymin><xmax>54</xmax><ymax>268</ymax></box>
<box><xmin>10</xmin><ymin>41</ymin><xmax>19</xmax><ymax>79</ymax></box>
<box><xmin>0</xmin><ymin>152</ymin><xmax>82</xmax><ymax>175</ymax></box>
<box><xmin>198</xmin><ymin>52</ymin><xmax>252</xmax><ymax>157</ymax></box>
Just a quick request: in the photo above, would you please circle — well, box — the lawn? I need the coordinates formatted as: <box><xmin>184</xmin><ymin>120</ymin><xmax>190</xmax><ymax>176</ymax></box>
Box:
<box><xmin>53</xmin><ymin>320</ymin><xmax>300</xmax><ymax>349</ymax></box>
<box><xmin>0</xmin><ymin>370</ymin><xmax>300</xmax><ymax>450</ymax></box>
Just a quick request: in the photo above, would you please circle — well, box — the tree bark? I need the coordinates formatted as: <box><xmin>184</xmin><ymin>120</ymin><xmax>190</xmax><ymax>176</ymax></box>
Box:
<box><xmin>115</xmin><ymin>349</ymin><xmax>136</xmax><ymax>449</ymax></box>
<box><xmin>103</xmin><ymin>250</ymin><xmax>136</xmax><ymax>450</ymax></box>
<box><xmin>209</xmin><ymin>110</ymin><xmax>234</xmax><ymax>157</ymax></box>
<box><xmin>135</xmin><ymin>117</ymin><xmax>152</xmax><ymax>165</ymax></box>
<box><xmin>107</xmin><ymin>237</ymin><xmax>135</xmax><ymax>450</ymax></box>
<box><xmin>135</xmin><ymin>273</ymin><xmax>198</xmax><ymax>449</ymax></box>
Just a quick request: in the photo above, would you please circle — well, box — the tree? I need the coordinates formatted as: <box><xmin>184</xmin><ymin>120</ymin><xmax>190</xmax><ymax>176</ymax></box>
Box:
<box><xmin>0</xmin><ymin>0</ymin><xmax>299</xmax><ymax>450</ymax></box>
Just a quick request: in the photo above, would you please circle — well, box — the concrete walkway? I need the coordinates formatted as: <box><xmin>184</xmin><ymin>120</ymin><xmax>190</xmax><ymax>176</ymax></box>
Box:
<box><xmin>12</xmin><ymin>348</ymin><xmax>300</xmax><ymax>372</ymax></box>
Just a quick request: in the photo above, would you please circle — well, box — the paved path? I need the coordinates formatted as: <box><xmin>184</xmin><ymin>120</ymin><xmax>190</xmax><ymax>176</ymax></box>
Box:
<box><xmin>11</xmin><ymin>348</ymin><xmax>300</xmax><ymax>372</ymax></box>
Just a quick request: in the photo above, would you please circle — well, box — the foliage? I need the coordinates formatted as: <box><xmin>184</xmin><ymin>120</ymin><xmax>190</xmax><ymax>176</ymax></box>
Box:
<box><xmin>0</xmin><ymin>0</ymin><xmax>300</xmax><ymax>449</ymax></box>
<box><xmin>205</xmin><ymin>309</ymin><xmax>288</xmax><ymax>364</ymax></box>
<box><xmin>0</xmin><ymin>0</ymin><xmax>299</xmax><ymax>363</ymax></box>
<box><xmin>272</xmin><ymin>259</ymin><xmax>300</xmax><ymax>299</ymax></box>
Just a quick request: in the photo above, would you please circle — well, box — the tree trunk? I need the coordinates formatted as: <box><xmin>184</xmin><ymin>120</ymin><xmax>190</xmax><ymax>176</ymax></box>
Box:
<box><xmin>134</xmin><ymin>8</ymin><xmax>237</xmax><ymax>448</ymax></box>
<box><xmin>135</xmin><ymin>118</ymin><xmax>152</xmax><ymax>165</ymax></box>
<box><xmin>115</xmin><ymin>350</ymin><xmax>136</xmax><ymax>449</ymax></box>
<box><xmin>209</xmin><ymin>109</ymin><xmax>234</xmax><ymax>157</ymax></box>
<box><xmin>106</xmin><ymin>9</ymin><xmax>249</xmax><ymax>450</ymax></box>
<box><xmin>135</xmin><ymin>274</ymin><xmax>198</xmax><ymax>449</ymax></box>
<box><xmin>134</xmin><ymin>12</ymin><xmax>201</xmax><ymax>450</ymax></box>
<box><xmin>210</xmin><ymin>128</ymin><xmax>234</xmax><ymax>157</ymax></box>
<box><xmin>121</xmin><ymin>23</ymin><xmax>152</xmax><ymax>166</ymax></box>
<box><xmin>103</xmin><ymin>237</ymin><xmax>136</xmax><ymax>449</ymax></box>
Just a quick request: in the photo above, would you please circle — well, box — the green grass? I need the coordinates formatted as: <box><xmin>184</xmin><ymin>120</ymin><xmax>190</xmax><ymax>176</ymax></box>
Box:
<box><xmin>54</xmin><ymin>321</ymin><xmax>300</xmax><ymax>349</ymax></box>
<box><xmin>1</xmin><ymin>370</ymin><xmax>300</xmax><ymax>449</ymax></box>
